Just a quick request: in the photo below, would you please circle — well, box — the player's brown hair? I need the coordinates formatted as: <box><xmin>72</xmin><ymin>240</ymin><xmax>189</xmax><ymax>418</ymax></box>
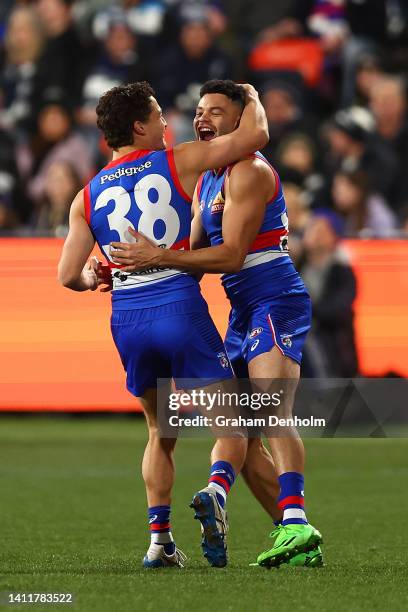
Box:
<box><xmin>96</xmin><ymin>82</ymin><xmax>155</xmax><ymax>150</ymax></box>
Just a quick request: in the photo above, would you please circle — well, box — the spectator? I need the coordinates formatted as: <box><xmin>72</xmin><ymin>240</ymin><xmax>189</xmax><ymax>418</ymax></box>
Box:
<box><xmin>260</xmin><ymin>80</ymin><xmax>317</xmax><ymax>164</ymax></box>
<box><xmin>92</xmin><ymin>0</ymin><xmax>166</xmax><ymax>54</ymax></box>
<box><xmin>0</xmin><ymin>6</ymin><xmax>48</xmax><ymax>137</ymax></box>
<box><xmin>276</xmin><ymin>133</ymin><xmax>324</xmax><ymax>207</ymax></box>
<box><xmin>368</xmin><ymin>75</ymin><xmax>408</xmax><ymax>208</ymax></box>
<box><xmin>31</xmin><ymin>159</ymin><xmax>81</xmax><ymax>235</ymax></box>
<box><xmin>300</xmin><ymin>209</ymin><xmax>358</xmax><ymax>377</ymax></box>
<box><xmin>353</xmin><ymin>53</ymin><xmax>384</xmax><ymax>107</ymax></box>
<box><xmin>283</xmin><ymin>181</ymin><xmax>311</xmax><ymax>266</ymax></box>
<box><xmin>20</xmin><ymin>100</ymin><xmax>93</xmax><ymax>205</ymax></box>
<box><xmin>152</xmin><ymin>10</ymin><xmax>233</xmax><ymax>141</ymax></box>
<box><xmin>162</xmin><ymin>1</ymin><xmax>228</xmax><ymax>43</ymax></box>
<box><xmin>0</xmin><ymin>128</ymin><xmax>27</xmax><ymax>230</ymax></box>
<box><xmin>275</xmin><ymin>1</ymin><xmax>408</xmax><ymax>107</ymax></box>
<box><xmin>331</xmin><ymin>169</ymin><xmax>397</xmax><ymax>237</ymax></box>
<box><xmin>324</xmin><ymin>105</ymin><xmax>399</xmax><ymax>203</ymax></box>
<box><xmin>77</xmin><ymin>16</ymin><xmax>148</xmax><ymax>156</ymax></box>
<box><xmin>35</xmin><ymin>0</ymin><xmax>85</xmax><ymax>108</ymax></box>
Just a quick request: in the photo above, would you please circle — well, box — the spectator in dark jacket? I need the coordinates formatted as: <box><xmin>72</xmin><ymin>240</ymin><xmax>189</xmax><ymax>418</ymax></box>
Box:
<box><xmin>152</xmin><ymin>11</ymin><xmax>233</xmax><ymax>113</ymax></box>
<box><xmin>0</xmin><ymin>6</ymin><xmax>48</xmax><ymax>137</ymax></box>
<box><xmin>300</xmin><ymin>209</ymin><xmax>359</xmax><ymax>377</ymax></box>
<box><xmin>323</xmin><ymin>106</ymin><xmax>399</xmax><ymax>205</ymax></box>
<box><xmin>36</xmin><ymin>0</ymin><xmax>85</xmax><ymax>108</ymax></box>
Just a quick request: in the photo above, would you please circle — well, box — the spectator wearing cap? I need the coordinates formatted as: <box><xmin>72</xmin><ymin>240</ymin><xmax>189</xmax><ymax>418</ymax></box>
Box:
<box><xmin>331</xmin><ymin>169</ymin><xmax>397</xmax><ymax>237</ymax></box>
<box><xmin>324</xmin><ymin>105</ymin><xmax>399</xmax><ymax>204</ymax></box>
<box><xmin>300</xmin><ymin>209</ymin><xmax>359</xmax><ymax>378</ymax></box>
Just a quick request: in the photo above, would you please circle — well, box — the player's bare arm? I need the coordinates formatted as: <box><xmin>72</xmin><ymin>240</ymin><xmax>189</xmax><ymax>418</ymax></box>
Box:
<box><xmin>172</xmin><ymin>84</ymin><xmax>269</xmax><ymax>197</ymax></box>
<box><xmin>111</xmin><ymin>159</ymin><xmax>275</xmax><ymax>273</ymax></box>
<box><xmin>58</xmin><ymin>191</ymin><xmax>109</xmax><ymax>292</ymax></box>
<box><xmin>190</xmin><ymin>185</ymin><xmax>210</xmax><ymax>251</ymax></box>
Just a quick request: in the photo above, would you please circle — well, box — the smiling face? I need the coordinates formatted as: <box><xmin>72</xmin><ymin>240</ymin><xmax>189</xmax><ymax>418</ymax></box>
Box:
<box><xmin>142</xmin><ymin>97</ymin><xmax>167</xmax><ymax>150</ymax></box>
<box><xmin>194</xmin><ymin>93</ymin><xmax>242</xmax><ymax>142</ymax></box>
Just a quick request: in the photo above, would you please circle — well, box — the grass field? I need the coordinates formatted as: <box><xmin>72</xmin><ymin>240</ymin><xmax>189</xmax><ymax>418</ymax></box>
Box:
<box><xmin>1</xmin><ymin>417</ymin><xmax>407</xmax><ymax>612</ymax></box>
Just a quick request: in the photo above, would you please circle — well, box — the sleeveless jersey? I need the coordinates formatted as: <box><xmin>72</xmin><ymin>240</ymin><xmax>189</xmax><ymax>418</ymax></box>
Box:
<box><xmin>85</xmin><ymin>148</ymin><xmax>198</xmax><ymax>310</ymax></box>
<box><xmin>198</xmin><ymin>152</ymin><xmax>303</xmax><ymax>308</ymax></box>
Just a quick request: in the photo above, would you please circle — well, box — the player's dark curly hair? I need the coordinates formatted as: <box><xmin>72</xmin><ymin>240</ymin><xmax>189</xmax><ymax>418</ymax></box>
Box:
<box><xmin>96</xmin><ymin>82</ymin><xmax>155</xmax><ymax>150</ymax></box>
<box><xmin>199</xmin><ymin>80</ymin><xmax>245</xmax><ymax>110</ymax></box>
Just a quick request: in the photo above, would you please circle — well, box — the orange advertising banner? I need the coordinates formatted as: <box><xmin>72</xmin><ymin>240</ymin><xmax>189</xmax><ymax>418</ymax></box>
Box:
<box><xmin>0</xmin><ymin>239</ymin><xmax>407</xmax><ymax>411</ymax></box>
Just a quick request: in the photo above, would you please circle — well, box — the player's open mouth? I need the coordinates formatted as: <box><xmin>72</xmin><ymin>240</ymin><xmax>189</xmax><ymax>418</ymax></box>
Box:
<box><xmin>198</xmin><ymin>127</ymin><xmax>216</xmax><ymax>141</ymax></box>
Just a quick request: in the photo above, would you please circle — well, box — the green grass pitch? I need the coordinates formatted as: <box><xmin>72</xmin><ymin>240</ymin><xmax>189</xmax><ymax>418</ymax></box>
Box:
<box><xmin>1</xmin><ymin>417</ymin><xmax>407</xmax><ymax>612</ymax></box>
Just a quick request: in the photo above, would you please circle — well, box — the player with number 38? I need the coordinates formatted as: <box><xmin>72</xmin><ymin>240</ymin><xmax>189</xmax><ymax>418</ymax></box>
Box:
<box><xmin>58</xmin><ymin>81</ymin><xmax>269</xmax><ymax>569</ymax></box>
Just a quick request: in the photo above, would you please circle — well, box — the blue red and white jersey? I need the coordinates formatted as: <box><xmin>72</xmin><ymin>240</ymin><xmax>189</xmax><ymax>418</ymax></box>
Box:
<box><xmin>198</xmin><ymin>152</ymin><xmax>303</xmax><ymax>307</ymax></box>
<box><xmin>85</xmin><ymin>148</ymin><xmax>198</xmax><ymax>310</ymax></box>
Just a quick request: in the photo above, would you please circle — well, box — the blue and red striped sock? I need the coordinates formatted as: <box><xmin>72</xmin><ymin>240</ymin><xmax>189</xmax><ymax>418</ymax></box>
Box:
<box><xmin>278</xmin><ymin>472</ymin><xmax>308</xmax><ymax>526</ymax></box>
<box><xmin>148</xmin><ymin>505</ymin><xmax>175</xmax><ymax>555</ymax></box>
<box><xmin>208</xmin><ymin>460</ymin><xmax>235</xmax><ymax>508</ymax></box>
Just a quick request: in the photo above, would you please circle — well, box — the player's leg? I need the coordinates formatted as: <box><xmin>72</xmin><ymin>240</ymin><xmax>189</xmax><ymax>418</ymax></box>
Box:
<box><xmin>225</xmin><ymin>319</ymin><xmax>283</xmax><ymax>522</ymax></box>
<box><xmin>165</xmin><ymin>302</ymin><xmax>243</xmax><ymax>567</ymax></box>
<box><xmin>241</xmin><ymin>438</ymin><xmax>282</xmax><ymax>522</ymax></box>
<box><xmin>248</xmin><ymin>346</ymin><xmax>322</xmax><ymax>567</ymax></box>
<box><xmin>110</xmin><ymin>308</ymin><xmax>185</xmax><ymax>568</ymax></box>
<box><xmin>190</xmin><ymin>379</ymin><xmax>247</xmax><ymax>568</ymax></box>
<box><xmin>139</xmin><ymin>386</ymin><xmax>186</xmax><ymax>568</ymax></box>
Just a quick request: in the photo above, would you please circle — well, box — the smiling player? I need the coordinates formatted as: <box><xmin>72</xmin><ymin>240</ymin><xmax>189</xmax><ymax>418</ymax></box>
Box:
<box><xmin>111</xmin><ymin>80</ymin><xmax>323</xmax><ymax>568</ymax></box>
<box><xmin>58</xmin><ymin>81</ymin><xmax>269</xmax><ymax>569</ymax></box>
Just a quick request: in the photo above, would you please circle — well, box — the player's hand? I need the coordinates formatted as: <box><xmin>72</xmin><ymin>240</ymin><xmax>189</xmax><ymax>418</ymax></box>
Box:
<box><xmin>241</xmin><ymin>83</ymin><xmax>260</xmax><ymax>104</ymax></box>
<box><xmin>89</xmin><ymin>256</ymin><xmax>112</xmax><ymax>292</ymax></box>
<box><xmin>81</xmin><ymin>260</ymin><xmax>99</xmax><ymax>291</ymax></box>
<box><xmin>110</xmin><ymin>228</ymin><xmax>163</xmax><ymax>271</ymax></box>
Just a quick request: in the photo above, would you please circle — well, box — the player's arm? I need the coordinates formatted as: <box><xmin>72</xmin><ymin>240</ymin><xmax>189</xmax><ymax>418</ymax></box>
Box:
<box><xmin>189</xmin><ymin>185</ymin><xmax>209</xmax><ymax>281</ymax></box>
<box><xmin>57</xmin><ymin>190</ymin><xmax>98</xmax><ymax>291</ymax></box>
<box><xmin>173</xmin><ymin>84</ymin><xmax>269</xmax><ymax>196</ymax></box>
<box><xmin>111</xmin><ymin>160</ymin><xmax>274</xmax><ymax>273</ymax></box>
<box><xmin>190</xmin><ymin>184</ymin><xmax>210</xmax><ymax>251</ymax></box>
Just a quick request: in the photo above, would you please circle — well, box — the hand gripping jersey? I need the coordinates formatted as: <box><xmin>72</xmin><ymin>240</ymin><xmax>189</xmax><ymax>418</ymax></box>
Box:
<box><xmin>85</xmin><ymin>148</ymin><xmax>198</xmax><ymax>310</ymax></box>
<box><xmin>84</xmin><ymin>148</ymin><xmax>233</xmax><ymax>396</ymax></box>
<box><xmin>198</xmin><ymin>152</ymin><xmax>311</xmax><ymax>369</ymax></box>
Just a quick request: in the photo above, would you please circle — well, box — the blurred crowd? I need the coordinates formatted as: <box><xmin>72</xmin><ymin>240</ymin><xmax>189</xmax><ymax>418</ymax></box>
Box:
<box><xmin>1</xmin><ymin>0</ymin><xmax>408</xmax><ymax>375</ymax></box>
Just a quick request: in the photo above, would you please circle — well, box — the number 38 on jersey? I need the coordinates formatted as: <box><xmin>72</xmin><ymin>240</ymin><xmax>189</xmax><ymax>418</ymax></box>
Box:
<box><xmin>85</xmin><ymin>150</ymin><xmax>192</xmax><ymax>265</ymax></box>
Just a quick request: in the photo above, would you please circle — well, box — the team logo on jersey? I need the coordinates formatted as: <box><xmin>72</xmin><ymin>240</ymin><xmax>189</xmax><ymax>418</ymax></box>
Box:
<box><xmin>211</xmin><ymin>191</ymin><xmax>225</xmax><ymax>214</ymax></box>
<box><xmin>249</xmin><ymin>327</ymin><xmax>263</xmax><ymax>339</ymax></box>
<box><xmin>281</xmin><ymin>334</ymin><xmax>292</xmax><ymax>348</ymax></box>
<box><xmin>199</xmin><ymin>200</ymin><xmax>205</xmax><ymax>212</ymax></box>
<box><xmin>250</xmin><ymin>339</ymin><xmax>260</xmax><ymax>352</ymax></box>
<box><xmin>217</xmin><ymin>352</ymin><xmax>230</xmax><ymax>369</ymax></box>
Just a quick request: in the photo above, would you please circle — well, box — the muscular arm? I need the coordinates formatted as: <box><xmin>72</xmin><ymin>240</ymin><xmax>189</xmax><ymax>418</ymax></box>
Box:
<box><xmin>174</xmin><ymin>85</ymin><xmax>269</xmax><ymax>197</ymax></box>
<box><xmin>112</xmin><ymin>159</ymin><xmax>275</xmax><ymax>274</ymax></box>
<box><xmin>57</xmin><ymin>190</ymin><xmax>97</xmax><ymax>291</ymax></box>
